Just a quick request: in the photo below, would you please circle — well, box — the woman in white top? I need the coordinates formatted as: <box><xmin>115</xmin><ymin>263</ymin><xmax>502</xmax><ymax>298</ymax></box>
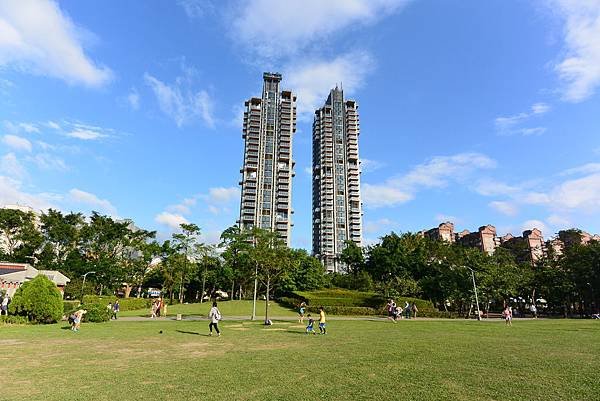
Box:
<box><xmin>209</xmin><ymin>302</ymin><xmax>221</xmax><ymax>336</ymax></box>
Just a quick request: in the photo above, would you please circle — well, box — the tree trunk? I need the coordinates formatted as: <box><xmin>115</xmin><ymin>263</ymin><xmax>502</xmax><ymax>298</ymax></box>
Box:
<box><xmin>231</xmin><ymin>280</ymin><xmax>235</xmax><ymax>301</ymax></box>
<box><xmin>137</xmin><ymin>285</ymin><xmax>142</xmax><ymax>298</ymax></box>
<box><xmin>201</xmin><ymin>270</ymin><xmax>206</xmax><ymax>304</ymax></box>
<box><xmin>179</xmin><ymin>272</ymin><xmax>184</xmax><ymax>303</ymax></box>
<box><xmin>239</xmin><ymin>283</ymin><xmax>242</xmax><ymax>300</ymax></box>
<box><xmin>265</xmin><ymin>277</ymin><xmax>270</xmax><ymax>323</ymax></box>
<box><xmin>124</xmin><ymin>284</ymin><xmax>132</xmax><ymax>298</ymax></box>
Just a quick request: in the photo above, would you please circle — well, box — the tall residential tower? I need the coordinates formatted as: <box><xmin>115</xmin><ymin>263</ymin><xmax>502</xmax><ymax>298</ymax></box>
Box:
<box><xmin>312</xmin><ymin>87</ymin><xmax>363</xmax><ymax>272</ymax></box>
<box><xmin>238</xmin><ymin>73</ymin><xmax>297</xmax><ymax>245</ymax></box>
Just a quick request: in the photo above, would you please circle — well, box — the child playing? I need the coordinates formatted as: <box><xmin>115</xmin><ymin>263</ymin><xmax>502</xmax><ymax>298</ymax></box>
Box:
<box><xmin>305</xmin><ymin>314</ymin><xmax>316</xmax><ymax>335</ymax></box>
<box><xmin>318</xmin><ymin>306</ymin><xmax>327</xmax><ymax>335</ymax></box>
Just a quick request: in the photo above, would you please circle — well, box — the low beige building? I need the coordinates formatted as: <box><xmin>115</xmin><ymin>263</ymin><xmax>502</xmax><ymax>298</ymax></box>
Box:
<box><xmin>0</xmin><ymin>262</ymin><xmax>70</xmax><ymax>297</ymax></box>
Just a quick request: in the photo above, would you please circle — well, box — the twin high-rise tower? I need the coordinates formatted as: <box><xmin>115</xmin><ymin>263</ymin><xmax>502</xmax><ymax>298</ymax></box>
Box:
<box><xmin>238</xmin><ymin>73</ymin><xmax>363</xmax><ymax>273</ymax></box>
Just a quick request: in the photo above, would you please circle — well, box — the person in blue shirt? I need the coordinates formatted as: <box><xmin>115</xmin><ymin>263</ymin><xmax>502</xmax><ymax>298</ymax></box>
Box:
<box><xmin>305</xmin><ymin>314</ymin><xmax>316</xmax><ymax>335</ymax></box>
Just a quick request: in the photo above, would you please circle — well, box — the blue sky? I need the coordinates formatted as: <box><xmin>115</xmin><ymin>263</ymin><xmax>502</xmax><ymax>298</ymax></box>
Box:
<box><xmin>1</xmin><ymin>0</ymin><xmax>600</xmax><ymax>248</ymax></box>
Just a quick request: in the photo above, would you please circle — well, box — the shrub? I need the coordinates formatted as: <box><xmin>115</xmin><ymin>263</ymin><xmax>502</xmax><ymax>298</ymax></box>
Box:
<box><xmin>0</xmin><ymin>315</ymin><xmax>29</xmax><ymax>325</ymax></box>
<box><xmin>82</xmin><ymin>295</ymin><xmax>151</xmax><ymax>311</ymax></box>
<box><xmin>282</xmin><ymin>289</ymin><xmax>439</xmax><ymax>316</ymax></box>
<box><xmin>63</xmin><ymin>300</ymin><xmax>80</xmax><ymax>314</ymax></box>
<box><xmin>79</xmin><ymin>303</ymin><xmax>111</xmax><ymax>323</ymax></box>
<box><xmin>9</xmin><ymin>275</ymin><xmax>63</xmax><ymax>323</ymax></box>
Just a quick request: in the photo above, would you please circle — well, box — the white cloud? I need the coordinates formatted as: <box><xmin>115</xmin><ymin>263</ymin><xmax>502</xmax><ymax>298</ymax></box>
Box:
<box><xmin>0</xmin><ymin>0</ymin><xmax>112</xmax><ymax>86</ymax></box>
<box><xmin>473</xmin><ymin>179</ymin><xmax>520</xmax><ymax>197</ymax></box>
<box><xmin>489</xmin><ymin>201</ymin><xmax>518</xmax><ymax>216</ymax></box>
<box><xmin>434</xmin><ymin>214</ymin><xmax>460</xmax><ymax>224</ymax></box>
<box><xmin>166</xmin><ymin>197</ymin><xmax>197</xmax><ymax>215</ymax></box>
<box><xmin>47</xmin><ymin>121</ymin><xmax>60</xmax><ymax>130</ymax></box>
<box><xmin>531</xmin><ymin>102</ymin><xmax>551</xmax><ymax>114</ymax></box>
<box><xmin>360</xmin><ymin>158</ymin><xmax>385</xmax><ymax>173</ymax></box>
<box><xmin>231</xmin><ymin>0</ymin><xmax>408</xmax><ymax>59</ymax></box>
<box><xmin>0</xmin><ymin>175</ymin><xmax>58</xmax><ymax>211</ymax></box>
<box><xmin>177</xmin><ymin>0</ymin><xmax>213</xmax><ymax>18</ymax></box>
<box><xmin>363</xmin><ymin>152</ymin><xmax>496</xmax><ymax>208</ymax></box>
<box><xmin>549</xmin><ymin>172</ymin><xmax>600</xmax><ymax>211</ymax></box>
<box><xmin>362</xmin><ymin>183</ymin><xmax>413</xmax><ymax>208</ymax></box>
<box><xmin>286</xmin><ymin>51</ymin><xmax>374</xmax><ymax>117</ymax></box>
<box><xmin>155</xmin><ymin>211</ymin><xmax>189</xmax><ymax>230</ymax></box>
<box><xmin>494</xmin><ymin>102</ymin><xmax>550</xmax><ymax>136</ymax></box>
<box><xmin>1</xmin><ymin>152</ymin><xmax>26</xmax><ymax>178</ymax></box>
<box><xmin>127</xmin><ymin>89</ymin><xmax>140</xmax><ymax>110</ymax></box>
<box><xmin>65</xmin><ymin>128</ymin><xmax>106</xmax><ymax>140</ymax></box>
<box><xmin>68</xmin><ymin>188</ymin><xmax>117</xmax><ymax>216</ymax></box>
<box><xmin>144</xmin><ymin>71</ymin><xmax>214</xmax><ymax>128</ymax></box>
<box><xmin>518</xmin><ymin>127</ymin><xmax>546</xmax><ymax>136</ymax></box>
<box><xmin>364</xmin><ymin>218</ymin><xmax>395</xmax><ymax>234</ymax></box>
<box><xmin>521</xmin><ymin>219</ymin><xmax>548</xmax><ymax>236</ymax></box>
<box><xmin>552</xmin><ymin>0</ymin><xmax>600</xmax><ymax>102</ymax></box>
<box><xmin>206</xmin><ymin>186</ymin><xmax>239</xmax><ymax>204</ymax></box>
<box><xmin>2</xmin><ymin>134</ymin><xmax>32</xmax><ymax>152</ymax></box>
<box><xmin>547</xmin><ymin>214</ymin><xmax>571</xmax><ymax>228</ymax></box>
<box><xmin>561</xmin><ymin>162</ymin><xmax>600</xmax><ymax>175</ymax></box>
<box><xmin>26</xmin><ymin>153</ymin><xmax>67</xmax><ymax>171</ymax></box>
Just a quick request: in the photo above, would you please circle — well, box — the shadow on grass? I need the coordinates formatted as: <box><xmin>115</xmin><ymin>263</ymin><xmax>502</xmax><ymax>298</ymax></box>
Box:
<box><xmin>60</xmin><ymin>325</ymin><xmax>73</xmax><ymax>330</ymax></box>
<box><xmin>175</xmin><ymin>329</ymin><xmax>211</xmax><ymax>336</ymax></box>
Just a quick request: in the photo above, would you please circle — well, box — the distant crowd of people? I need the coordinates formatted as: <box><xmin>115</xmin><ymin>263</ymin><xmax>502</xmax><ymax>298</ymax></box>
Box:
<box><xmin>150</xmin><ymin>298</ymin><xmax>167</xmax><ymax>318</ymax></box>
<box><xmin>386</xmin><ymin>299</ymin><xmax>419</xmax><ymax>322</ymax></box>
<box><xmin>106</xmin><ymin>301</ymin><xmax>120</xmax><ymax>320</ymax></box>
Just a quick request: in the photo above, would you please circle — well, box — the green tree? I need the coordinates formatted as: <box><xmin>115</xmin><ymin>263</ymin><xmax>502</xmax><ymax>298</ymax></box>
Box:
<box><xmin>220</xmin><ymin>226</ymin><xmax>253</xmax><ymax>300</ymax></box>
<box><xmin>249</xmin><ymin>228</ymin><xmax>298</xmax><ymax>323</ymax></box>
<box><xmin>339</xmin><ymin>241</ymin><xmax>364</xmax><ymax>276</ymax></box>
<box><xmin>10</xmin><ymin>275</ymin><xmax>63</xmax><ymax>323</ymax></box>
<box><xmin>172</xmin><ymin>223</ymin><xmax>206</xmax><ymax>303</ymax></box>
<box><xmin>0</xmin><ymin>208</ymin><xmax>42</xmax><ymax>263</ymax></box>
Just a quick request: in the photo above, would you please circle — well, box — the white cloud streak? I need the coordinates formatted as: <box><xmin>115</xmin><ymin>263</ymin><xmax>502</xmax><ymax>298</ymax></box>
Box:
<box><xmin>2</xmin><ymin>134</ymin><xmax>32</xmax><ymax>152</ymax></box>
<box><xmin>362</xmin><ymin>152</ymin><xmax>496</xmax><ymax>208</ymax></box>
<box><xmin>552</xmin><ymin>0</ymin><xmax>600</xmax><ymax>102</ymax></box>
<box><xmin>231</xmin><ymin>0</ymin><xmax>409</xmax><ymax>60</ymax></box>
<box><xmin>286</xmin><ymin>51</ymin><xmax>374</xmax><ymax>117</ymax></box>
<box><xmin>68</xmin><ymin>188</ymin><xmax>117</xmax><ymax>216</ymax></box>
<box><xmin>144</xmin><ymin>72</ymin><xmax>214</xmax><ymax>128</ymax></box>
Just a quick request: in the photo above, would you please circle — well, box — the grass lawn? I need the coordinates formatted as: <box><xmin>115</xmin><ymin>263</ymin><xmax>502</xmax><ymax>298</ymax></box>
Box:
<box><xmin>119</xmin><ymin>300</ymin><xmax>297</xmax><ymax>318</ymax></box>
<box><xmin>0</xmin><ymin>319</ymin><xmax>598</xmax><ymax>401</ymax></box>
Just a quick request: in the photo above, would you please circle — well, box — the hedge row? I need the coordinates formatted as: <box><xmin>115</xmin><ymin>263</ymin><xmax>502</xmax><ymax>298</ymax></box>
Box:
<box><xmin>292</xmin><ymin>289</ymin><xmax>386</xmax><ymax>308</ymax></box>
<box><xmin>82</xmin><ymin>296</ymin><xmax>151</xmax><ymax>311</ymax></box>
<box><xmin>0</xmin><ymin>315</ymin><xmax>29</xmax><ymax>324</ymax></box>
<box><xmin>63</xmin><ymin>300</ymin><xmax>80</xmax><ymax>314</ymax></box>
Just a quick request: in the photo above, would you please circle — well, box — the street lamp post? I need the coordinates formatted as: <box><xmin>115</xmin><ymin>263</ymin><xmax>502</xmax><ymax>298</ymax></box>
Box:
<box><xmin>81</xmin><ymin>271</ymin><xmax>96</xmax><ymax>302</ymax></box>
<box><xmin>464</xmin><ymin>266</ymin><xmax>481</xmax><ymax>321</ymax></box>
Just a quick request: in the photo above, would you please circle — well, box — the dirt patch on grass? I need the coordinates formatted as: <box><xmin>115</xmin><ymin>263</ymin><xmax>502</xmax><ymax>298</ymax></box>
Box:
<box><xmin>229</xmin><ymin>327</ymin><xmax>249</xmax><ymax>331</ymax></box>
<box><xmin>247</xmin><ymin>343</ymin><xmax>291</xmax><ymax>351</ymax></box>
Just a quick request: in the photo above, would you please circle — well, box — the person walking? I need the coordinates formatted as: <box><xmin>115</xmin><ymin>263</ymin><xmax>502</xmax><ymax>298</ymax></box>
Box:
<box><xmin>113</xmin><ymin>300</ymin><xmax>120</xmax><ymax>320</ymax></box>
<box><xmin>404</xmin><ymin>301</ymin><xmax>411</xmax><ymax>319</ymax></box>
<box><xmin>298</xmin><ymin>302</ymin><xmax>307</xmax><ymax>323</ymax></box>
<box><xmin>411</xmin><ymin>302</ymin><xmax>419</xmax><ymax>319</ymax></box>
<box><xmin>305</xmin><ymin>314</ymin><xmax>316</xmax><ymax>335</ymax></box>
<box><xmin>1</xmin><ymin>294</ymin><xmax>9</xmax><ymax>316</ymax></box>
<box><xmin>530</xmin><ymin>304</ymin><xmax>537</xmax><ymax>319</ymax></box>
<box><xmin>209</xmin><ymin>301</ymin><xmax>222</xmax><ymax>336</ymax></box>
<box><xmin>318</xmin><ymin>306</ymin><xmax>327</xmax><ymax>335</ymax></box>
<box><xmin>386</xmin><ymin>299</ymin><xmax>397</xmax><ymax>322</ymax></box>
<box><xmin>151</xmin><ymin>300</ymin><xmax>158</xmax><ymax>319</ymax></box>
<box><xmin>503</xmin><ymin>306</ymin><xmax>512</xmax><ymax>326</ymax></box>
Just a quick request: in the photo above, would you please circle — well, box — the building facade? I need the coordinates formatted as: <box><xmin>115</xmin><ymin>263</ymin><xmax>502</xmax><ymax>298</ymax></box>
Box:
<box><xmin>0</xmin><ymin>262</ymin><xmax>70</xmax><ymax>298</ymax></box>
<box><xmin>238</xmin><ymin>73</ymin><xmax>297</xmax><ymax>245</ymax></box>
<box><xmin>312</xmin><ymin>87</ymin><xmax>363</xmax><ymax>272</ymax></box>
